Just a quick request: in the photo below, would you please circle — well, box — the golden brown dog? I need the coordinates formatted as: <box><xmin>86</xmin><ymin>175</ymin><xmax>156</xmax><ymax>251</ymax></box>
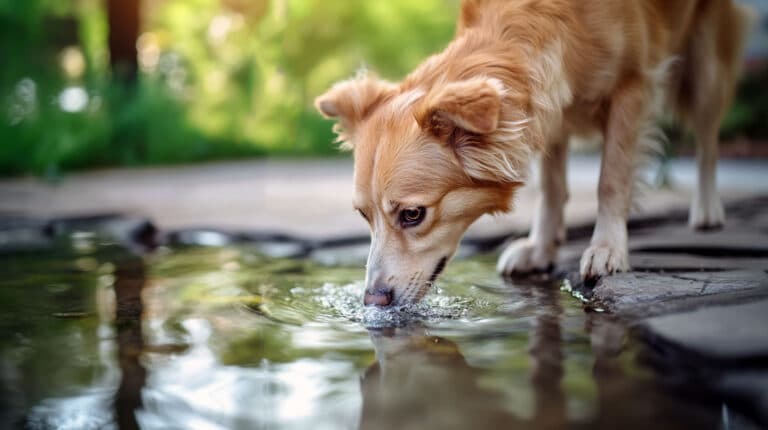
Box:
<box><xmin>315</xmin><ymin>0</ymin><xmax>753</xmax><ymax>306</ymax></box>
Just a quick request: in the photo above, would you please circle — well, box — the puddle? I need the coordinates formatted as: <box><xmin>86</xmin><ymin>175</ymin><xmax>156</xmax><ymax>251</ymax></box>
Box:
<box><xmin>0</xmin><ymin>236</ymin><xmax>761</xmax><ymax>429</ymax></box>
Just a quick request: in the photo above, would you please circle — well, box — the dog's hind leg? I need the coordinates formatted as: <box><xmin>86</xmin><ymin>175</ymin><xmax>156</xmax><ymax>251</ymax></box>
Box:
<box><xmin>688</xmin><ymin>102</ymin><xmax>726</xmax><ymax>231</ymax></box>
<box><xmin>498</xmin><ymin>135</ymin><xmax>569</xmax><ymax>276</ymax></box>
<box><xmin>683</xmin><ymin>27</ymin><xmax>728</xmax><ymax>231</ymax></box>
<box><xmin>580</xmin><ymin>80</ymin><xmax>649</xmax><ymax>281</ymax></box>
<box><xmin>682</xmin><ymin>3</ymin><xmax>752</xmax><ymax>230</ymax></box>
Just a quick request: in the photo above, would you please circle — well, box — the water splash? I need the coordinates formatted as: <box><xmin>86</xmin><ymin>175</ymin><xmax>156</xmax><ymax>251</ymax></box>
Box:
<box><xmin>313</xmin><ymin>282</ymin><xmax>493</xmax><ymax>328</ymax></box>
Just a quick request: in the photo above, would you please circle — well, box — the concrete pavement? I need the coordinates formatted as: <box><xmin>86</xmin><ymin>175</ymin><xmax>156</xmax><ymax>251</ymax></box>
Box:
<box><xmin>2</xmin><ymin>155</ymin><xmax>767</xmax><ymax>240</ymax></box>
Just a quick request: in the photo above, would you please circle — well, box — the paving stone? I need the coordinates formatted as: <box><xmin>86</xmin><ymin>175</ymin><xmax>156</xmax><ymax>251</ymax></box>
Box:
<box><xmin>48</xmin><ymin>215</ymin><xmax>158</xmax><ymax>252</ymax></box>
<box><xmin>590</xmin><ymin>271</ymin><xmax>768</xmax><ymax>317</ymax></box>
<box><xmin>0</xmin><ymin>226</ymin><xmax>51</xmax><ymax>253</ymax></box>
<box><xmin>641</xmin><ymin>300</ymin><xmax>768</xmax><ymax>361</ymax></box>
<box><xmin>629</xmin><ymin>253</ymin><xmax>768</xmax><ymax>271</ymax></box>
<box><xmin>629</xmin><ymin>228</ymin><xmax>768</xmax><ymax>254</ymax></box>
<box><xmin>0</xmin><ymin>215</ymin><xmax>51</xmax><ymax>252</ymax></box>
<box><xmin>0</xmin><ymin>214</ymin><xmax>159</xmax><ymax>253</ymax></box>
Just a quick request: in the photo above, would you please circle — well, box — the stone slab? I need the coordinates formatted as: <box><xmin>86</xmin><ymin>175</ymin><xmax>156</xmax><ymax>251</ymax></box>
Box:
<box><xmin>630</xmin><ymin>252</ymin><xmax>768</xmax><ymax>271</ymax></box>
<box><xmin>629</xmin><ymin>229</ymin><xmax>768</xmax><ymax>254</ymax></box>
<box><xmin>641</xmin><ymin>300</ymin><xmax>768</xmax><ymax>361</ymax></box>
<box><xmin>590</xmin><ymin>271</ymin><xmax>768</xmax><ymax>318</ymax></box>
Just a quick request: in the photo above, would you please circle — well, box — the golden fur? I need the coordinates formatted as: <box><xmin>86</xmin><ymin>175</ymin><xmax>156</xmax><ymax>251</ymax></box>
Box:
<box><xmin>316</xmin><ymin>0</ymin><xmax>753</xmax><ymax>304</ymax></box>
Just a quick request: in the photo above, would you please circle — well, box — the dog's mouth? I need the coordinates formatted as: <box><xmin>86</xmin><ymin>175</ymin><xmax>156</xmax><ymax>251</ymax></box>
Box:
<box><xmin>364</xmin><ymin>256</ymin><xmax>451</xmax><ymax>308</ymax></box>
<box><xmin>428</xmin><ymin>256</ymin><xmax>448</xmax><ymax>283</ymax></box>
<box><xmin>388</xmin><ymin>256</ymin><xmax>450</xmax><ymax>307</ymax></box>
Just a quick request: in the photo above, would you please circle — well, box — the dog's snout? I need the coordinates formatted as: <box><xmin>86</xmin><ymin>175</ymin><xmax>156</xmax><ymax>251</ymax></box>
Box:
<box><xmin>364</xmin><ymin>282</ymin><xmax>394</xmax><ymax>307</ymax></box>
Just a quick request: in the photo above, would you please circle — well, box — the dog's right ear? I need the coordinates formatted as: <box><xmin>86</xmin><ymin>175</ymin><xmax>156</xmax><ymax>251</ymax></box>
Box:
<box><xmin>415</xmin><ymin>77</ymin><xmax>505</xmax><ymax>137</ymax></box>
<box><xmin>416</xmin><ymin>77</ymin><xmax>532</xmax><ymax>184</ymax></box>
<box><xmin>315</xmin><ymin>74</ymin><xmax>396</xmax><ymax>148</ymax></box>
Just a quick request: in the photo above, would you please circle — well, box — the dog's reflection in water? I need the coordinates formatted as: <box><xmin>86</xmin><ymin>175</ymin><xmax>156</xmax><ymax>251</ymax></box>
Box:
<box><xmin>360</xmin><ymin>324</ymin><xmax>519</xmax><ymax>430</ymax></box>
<box><xmin>358</xmin><ymin>279</ymin><xmax>725</xmax><ymax>430</ymax></box>
<box><xmin>359</xmin><ymin>281</ymin><xmax>568</xmax><ymax>430</ymax></box>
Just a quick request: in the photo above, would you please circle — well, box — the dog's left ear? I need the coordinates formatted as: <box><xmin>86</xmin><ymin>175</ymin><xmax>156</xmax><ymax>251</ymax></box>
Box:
<box><xmin>416</xmin><ymin>77</ymin><xmax>530</xmax><ymax>184</ymax></box>
<box><xmin>315</xmin><ymin>74</ymin><xmax>397</xmax><ymax>148</ymax></box>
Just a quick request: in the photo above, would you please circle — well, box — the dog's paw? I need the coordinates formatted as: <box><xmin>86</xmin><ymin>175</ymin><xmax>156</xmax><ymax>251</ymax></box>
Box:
<box><xmin>579</xmin><ymin>243</ymin><xmax>629</xmax><ymax>282</ymax></box>
<box><xmin>497</xmin><ymin>238</ymin><xmax>556</xmax><ymax>276</ymax></box>
<box><xmin>689</xmin><ymin>194</ymin><xmax>725</xmax><ymax>231</ymax></box>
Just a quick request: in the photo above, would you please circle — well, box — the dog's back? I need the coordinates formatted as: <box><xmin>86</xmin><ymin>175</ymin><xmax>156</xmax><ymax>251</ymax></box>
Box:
<box><xmin>456</xmin><ymin>0</ymin><xmax>753</xmax><ymax>110</ymax></box>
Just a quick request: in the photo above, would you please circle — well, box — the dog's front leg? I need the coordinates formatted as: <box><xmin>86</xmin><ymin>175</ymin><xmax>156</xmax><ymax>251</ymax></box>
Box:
<box><xmin>498</xmin><ymin>136</ymin><xmax>569</xmax><ymax>276</ymax></box>
<box><xmin>580</xmin><ymin>82</ymin><xmax>648</xmax><ymax>281</ymax></box>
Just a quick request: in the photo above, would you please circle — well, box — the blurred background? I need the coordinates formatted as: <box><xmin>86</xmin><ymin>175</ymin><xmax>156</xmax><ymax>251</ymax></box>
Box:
<box><xmin>0</xmin><ymin>0</ymin><xmax>766</xmax><ymax>179</ymax></box>
<box><xmin>0</xmin><ymin>0</ymin><xmax>464</xmax><ymax>178</ymax></box>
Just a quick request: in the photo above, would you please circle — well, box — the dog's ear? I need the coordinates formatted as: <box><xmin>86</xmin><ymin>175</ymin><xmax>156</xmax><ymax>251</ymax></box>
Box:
<box><xmin>315</xmin><ymin>73</ymin><xmax>396</xmax><ymax>148</ymax></box>
<box><xmin>417</xmin><ymin>78</ymin><xmax>531</xmax><ymax>184</ymax></box>
<box><xmin>415</xmin><ymin>77</ymin><xmax>504</xmax><ymax>137</ymax></box>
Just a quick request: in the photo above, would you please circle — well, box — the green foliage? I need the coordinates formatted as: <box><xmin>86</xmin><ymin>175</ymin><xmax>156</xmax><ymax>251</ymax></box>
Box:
<box><xmin>0</xmin><ymin>0</ymin><xmax>459</xmax><ymax>176</ymax></box>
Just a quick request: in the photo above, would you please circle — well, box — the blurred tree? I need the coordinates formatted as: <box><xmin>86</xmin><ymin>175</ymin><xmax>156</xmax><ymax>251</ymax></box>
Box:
<box><xmin>107</xmin><ymin>0</ymin><xmax>140</xmax><ymax>83</ymax></box>
<box><xmin>105</xmin><ymin>0</ymin><xmax>146</xmax><ymax>166</ymax></box>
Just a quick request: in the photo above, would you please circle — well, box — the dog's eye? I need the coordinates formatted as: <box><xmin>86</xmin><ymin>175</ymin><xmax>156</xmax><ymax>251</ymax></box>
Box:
<box><xmin>399</xmin><ymin>207</ymin><xmax>426</xmax><ymax>228</ymax></box>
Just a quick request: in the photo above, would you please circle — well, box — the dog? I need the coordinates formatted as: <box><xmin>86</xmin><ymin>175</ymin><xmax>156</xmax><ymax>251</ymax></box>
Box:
<box><xmin>315</xmin><ymin>0</ymin><xmax>753</xmax><ymax>306</ymax></box>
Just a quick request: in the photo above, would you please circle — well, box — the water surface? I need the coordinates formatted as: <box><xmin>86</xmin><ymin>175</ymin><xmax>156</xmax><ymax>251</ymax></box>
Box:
<box><xmin>0</xmin><ymin>234</ymin><xmax>751</xmax><ymax>429</ymax></box>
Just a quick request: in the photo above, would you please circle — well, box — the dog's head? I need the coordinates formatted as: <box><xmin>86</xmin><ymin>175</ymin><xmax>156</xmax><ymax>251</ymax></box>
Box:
<box><xmin>316</xmin><ymin>73</ymin><xmax>531</xmax><ymax>306</ymax></box>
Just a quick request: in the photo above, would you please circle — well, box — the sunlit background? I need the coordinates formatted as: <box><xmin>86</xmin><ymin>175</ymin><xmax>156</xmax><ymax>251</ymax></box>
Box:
<box><xmin>0</xmin><ymin>0</ymin><xmax>766</xmax><ymax>178</ymax></box>
<box><xmin>0</xmin><ymin>0</ymin><xmax>465</xmax><ymax>177</ymax></box>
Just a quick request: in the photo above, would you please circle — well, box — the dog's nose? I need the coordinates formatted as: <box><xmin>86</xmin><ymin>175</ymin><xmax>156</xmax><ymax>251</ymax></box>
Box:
<box><xmin>364</xmin><ymin>283</ymin><xmax>394</xmax><ymax>307</ymax></box>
